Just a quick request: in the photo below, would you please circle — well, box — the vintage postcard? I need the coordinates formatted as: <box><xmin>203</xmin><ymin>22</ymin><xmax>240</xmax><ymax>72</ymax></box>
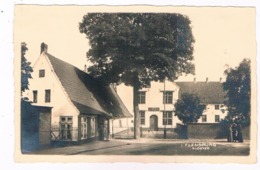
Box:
<box><xmin>14</xmin><ymin>5</ymin><xmax>257</xmax><ymax>163</ymax></box>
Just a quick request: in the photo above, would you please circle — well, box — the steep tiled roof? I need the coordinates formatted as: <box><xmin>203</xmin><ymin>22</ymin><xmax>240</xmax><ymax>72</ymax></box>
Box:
<box><xmin>46</xmin><ymin>53</ymin><xmax>132</xmax><ymax>118</ymax></box>
<box><xmin>175</xmin><ymin>82</ymin><xmax>226</xmax><ymax>104</ymax></box>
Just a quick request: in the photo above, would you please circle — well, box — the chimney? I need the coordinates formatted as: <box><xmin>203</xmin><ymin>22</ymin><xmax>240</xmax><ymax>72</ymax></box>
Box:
<box><xmin>40</xmin><ymin>42</ymin><xmax>48</xmax><ymax>54</ymax></box>
<box><xmin>219</xmin><ymin>77</ymin><xmax>222</xmax><ymax>83</ymax></box>
<box><xmin>206</xmin><ymin>77</ymin><xmax>208</xmax><ymax>83</ymax></box>
<box><xmin>193</xmin><ymin>77</ymin><xmax>196</xmax><ymax>83</ymax></box>
<box><xmin>84</xmin><ymin>64</ymin><xmax>87</xmax><ymax>72</ymax></box>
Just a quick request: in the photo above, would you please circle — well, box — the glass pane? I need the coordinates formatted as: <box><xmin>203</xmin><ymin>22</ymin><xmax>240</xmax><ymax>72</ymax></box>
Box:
<box><xmin>163</xmin><ymin>119</ymin><xmax>166</xmax><ymax>125</ymax></box>
<box><xmin>61</xmin><ymin>117</ymin><xmax>66</xmax><ymax>122</ymax></box>
<box><xmin>140</xmin><ymin>111</ymin><xmax>145</xmax><ymax>118</ymax></box>
<box><xmin>168</xmin><ymin>119</ymin><xmax>172</xmax><ymax>125</ymax></box>
<box><xmin>91</xmin><ymin>117</ymin><xmax>95</xmax><ymax>137</ymax></box>
<box><xmin>163</xmin><ymin>112</ymin><xmax>166</xmax><ymax>117</ymax></box>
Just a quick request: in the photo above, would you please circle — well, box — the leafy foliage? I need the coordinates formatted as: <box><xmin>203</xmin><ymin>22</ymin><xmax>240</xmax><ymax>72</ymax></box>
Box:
<box><xmin>175</xmin><ymin>93</ymin><xmax>206</xmax><ymax>124</ymax></box>
<box><xmin>79</xmin><ymin>13</ymin><xmax>195</xmax><ymax>88</ymax></box>
<box><xmin>223</xmin><ymin>59</ymin><xmax>251</xmax><ymax>126</ymax></box>
<box><xmin>79</xmin><ymin>13</ymin><xmax>195</xmax><ymax>138</ymax></box>
<box><xmin>21</xmin><ymin>42</ymin><xmax>33</xmax><ymax>94</ymax></box>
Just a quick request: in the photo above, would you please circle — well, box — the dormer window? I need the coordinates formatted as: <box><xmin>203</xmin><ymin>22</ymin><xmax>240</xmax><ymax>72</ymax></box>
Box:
<box><xmin>39</xmin><ymin>69</ymin><xmax>45</xmax><ymax>78</ymax></box>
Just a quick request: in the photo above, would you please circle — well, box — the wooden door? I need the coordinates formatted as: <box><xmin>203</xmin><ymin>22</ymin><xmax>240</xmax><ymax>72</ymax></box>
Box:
<box><xmin>150</xmin><ymin>115</ymin><xmax>158</xmax><ymax>131</ymax></box>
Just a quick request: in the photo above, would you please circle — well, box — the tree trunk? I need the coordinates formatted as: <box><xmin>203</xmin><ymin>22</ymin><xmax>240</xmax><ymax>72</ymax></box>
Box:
<box><xmin>133</xmin><ymin>82</ymin><xmax>140</xmax><ymax>139</ymax></box>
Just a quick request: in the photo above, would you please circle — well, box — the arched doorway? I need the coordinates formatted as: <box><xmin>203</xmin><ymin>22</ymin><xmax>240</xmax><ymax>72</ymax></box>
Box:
<box><xmin>150</xmin><ymin>115</ymin><xmax>158</xmax><ymax>131</ymax></box>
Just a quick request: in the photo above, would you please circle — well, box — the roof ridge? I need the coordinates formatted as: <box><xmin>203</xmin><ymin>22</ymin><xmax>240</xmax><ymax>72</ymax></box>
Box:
<box><xmin>176</xmin><ymin>81</ymin><xmax>226</xmax><ymax>104</ymax></box>
<box><xmin>46</xmin><ymin>53</ymin><xmax>89</xmax><ymax>75</ymax></box>
<box><xmin>44</xmin><ymin>52</ymin><xmax>132</xmax><ymax>118</ymax></box>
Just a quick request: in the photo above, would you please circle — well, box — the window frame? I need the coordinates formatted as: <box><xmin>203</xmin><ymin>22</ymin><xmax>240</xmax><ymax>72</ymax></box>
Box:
<box><xmin>162</xmin><ymin>111</ymin><xmax>173</xmax><ymax>125</ymax></box>
<box><xmin>202</xmin><ymin>115</ymin><xmax>207</xmax><ymax>122</ymax></box>
<box><xmin>33</xmin><ymin>90</ymin><xmax>38</xmax><ymax>103</ymax></box>
<box><xmin>140</xmin><ymin>111</ymin><xmax>145</xmax><ymax>125</ymax></box>
<box><xmin>45</xmin><ymin>89</ymin><xmax>51</xmax><ymax>103</ymax></box>
<box><xmin>60</xmin><ymin>116</ymin><xmax>73</xmax><ymax>140</ymax></box>
<box><xmin>215</xmin><ymin>115</ymin><xmax>220</xmax><ymax>122</ymax></box>
<box><xmin>163</xmin><ymin>91</ymin><xmax>173</xmax><ymax>104</ymax></box>
<box><xmin>215</xmin><ymin>104</ymin><xmax>220</xmax><ymax>110</ymax></box>
<box><xmin>90</xmin><ymin>117</ymin><xmax>96</xmax><ymax>137</ymax></box>
<box><xmin>138</xmin><ymin>91</ymin><xmax>146</xmax><ymax>104</ymax></box>
<box><xmin>39</xmin><ymin>69</ymin><xmax>45</xmax><ymax>78</ymax></box>
<box><xmin>81</xmin><ymin>116</ymin><xmax>88</xmax><ymax>139</ymax></box>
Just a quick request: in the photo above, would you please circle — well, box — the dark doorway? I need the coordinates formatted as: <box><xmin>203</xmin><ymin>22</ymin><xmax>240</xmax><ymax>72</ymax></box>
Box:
<box><xmin>150</xmin><ymin>115</ymin><xmax>158</xmax><ymax>131</ymax></box>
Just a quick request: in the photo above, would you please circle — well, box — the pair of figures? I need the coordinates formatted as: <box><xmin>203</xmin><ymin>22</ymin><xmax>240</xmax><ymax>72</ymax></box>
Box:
<box><xmin>228</xmin><ymin>123</ymin><xmax>243</xmax><ymax>142</ymax></box>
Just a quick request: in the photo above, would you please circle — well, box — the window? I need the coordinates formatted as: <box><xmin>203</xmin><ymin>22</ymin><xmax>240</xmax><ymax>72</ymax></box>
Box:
<box><xmin>163</xmin><ymin>91</ymin><xmax>173</xmax><ymax>104</ymax></box>
<box><xmin>215</xmin><ymin>104</ymin><xmax>220</xmax><ymax>110</ymax></box>
<box><xmin>33</xmin><ymin>90</ymin><xmax>37</xmax><ymax>103</ymax></box>
<box><xmin>138</xmin><ymin>91</ymin><xmax>146</xmax><ymax>104</ymax></box>
<box><xmin>81</xmin><ymin>117</ymin><xmax>87</xmax><ymax>139</ymax></box>
<box><xmin>140</xmin><ymin>111</ymin><xmax>145</xmax><ymax>125</ymax></box>
<box><xmin>202</xmin><ymin>115</ymin><xmax>207</xmax><ymax>122</ymax></box>
<box><xmin>45</xmin><ymin>89</ymin><xmax>51</xmax><ymax>103</ymax></box>
<box><xmin>162</xmin><ymin>111</ymin><xmax>172</xmax><ymax>125</ymax></box>
<box><xmin>215</xmin><ymin>115</ymin><xmax>220</xmax><ymax>122</ymax></box>
<box><xmin>39</xmin><ymin>69</ymin><xmax>45</xmax><ymax>78</ymax></box>
<box><xmin>60</xmin><ymin>116</ymin><xmax>73</xmax><ymax>140</ymax></box>
<box><xmin>90</xmin><ymin>117</ymin><xmax>96</xmax><ymax>137</ymax></box>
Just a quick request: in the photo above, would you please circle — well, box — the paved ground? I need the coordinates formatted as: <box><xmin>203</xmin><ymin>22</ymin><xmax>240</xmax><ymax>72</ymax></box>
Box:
<box><xmin>29</xmin><ymin>139</ymin><xmax>250</xmax><ymax>155</ymax></box>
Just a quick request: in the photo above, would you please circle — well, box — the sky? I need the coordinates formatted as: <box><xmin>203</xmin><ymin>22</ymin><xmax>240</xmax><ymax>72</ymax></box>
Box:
<box><xmin>13</xmin><ymin>5</ymin><xmax>256</xmax><ymax>117</ymax></box>
<box><xmin>14</xmin><ymin>5</ymin><xmax>256</xmax><ymax>82</ymax></box>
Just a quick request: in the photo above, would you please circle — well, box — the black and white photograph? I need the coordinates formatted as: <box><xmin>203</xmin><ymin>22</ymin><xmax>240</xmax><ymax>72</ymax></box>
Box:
<box><xmin>12</xmin><ymin>4</ymin><xmax>256</xmax><ymax>164</ymax></box>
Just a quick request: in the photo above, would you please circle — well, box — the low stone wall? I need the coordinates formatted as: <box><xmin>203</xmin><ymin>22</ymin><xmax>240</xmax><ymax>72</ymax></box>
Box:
<box><xmin>187</xmin><ymin>123</ymin><xmax>250</xmax><ymax>139</ymax></box>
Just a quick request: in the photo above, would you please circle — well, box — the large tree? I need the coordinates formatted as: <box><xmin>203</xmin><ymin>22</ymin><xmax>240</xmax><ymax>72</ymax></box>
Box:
<box><xmin>223</xmin><ymin>59</ymin><xmax>251</xmax><ymax>126</ymax></box>
<box><xmin>79</xmin><ymin>13</ymin><xmax>195</xmax><ymax>139</ymax></box>
<box><xmin>21</xmin><ymin>42</ymin><xmax>33</xmax><ymax>96</ymax></box>
<box><xmin>175</xmin><ymin>93</ymin><xmax>206</xmax><ymax>124</ymax></box>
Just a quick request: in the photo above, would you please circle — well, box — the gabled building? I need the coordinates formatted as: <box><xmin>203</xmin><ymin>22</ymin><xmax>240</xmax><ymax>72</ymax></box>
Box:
<box><xmin>125</xmin><ymin>78</ymin><xmax>228</xmax><ymax>132</ymax></box>
<box><xmin>176</xmin><ymin>79</ymin><xmax>228</xmax><ymax>124</ymax></box>
<box><xmin>23</xmin><ymin>43</ymin><xmax>132</xmax><ymax>142</ymax></box>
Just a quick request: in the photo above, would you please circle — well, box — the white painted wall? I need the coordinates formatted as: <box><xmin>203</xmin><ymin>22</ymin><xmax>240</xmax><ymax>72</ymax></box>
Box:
<box><xmin>111</xmin><ymin>118</ymin><xmax>133</xmax><ymax>134</ymax></box>
<box><xmin>138</xmin><ymin>81</ymin><xmax>181</xmax><ymax>128</ymax></box>
<box><xmin>117</xmin><ymin>81</ymin><xmax>181</xmax><ymax>129</ymax></box>
<box><xmin>117</xmin><ymin>81</ymin><xmax>228</xmax><ymax>129</ymax></box>
<box><xmin>23</xmin><ymin>53</ymin><xmax>80</xmax><ymax>141</ymax></box>
<box><xmin>198</xmin><ymin>104</ymin><xmax>228</xmax><ymax>123</ymax></box>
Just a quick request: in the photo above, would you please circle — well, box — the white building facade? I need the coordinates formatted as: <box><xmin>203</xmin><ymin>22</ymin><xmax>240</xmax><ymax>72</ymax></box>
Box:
<box><xmin>138</xmin><ymin>81</ymin><xmax>181</xmax><ymax>130</ymax></box>
<box><xmin>23</xmin><ymin>43</ymin><xmax>132</xmax><ymax>142</ymax></box>
<box><xmin>116</xmin><ymin>79</ymin><xmax>228</xmax><ymax>132</ymax></box>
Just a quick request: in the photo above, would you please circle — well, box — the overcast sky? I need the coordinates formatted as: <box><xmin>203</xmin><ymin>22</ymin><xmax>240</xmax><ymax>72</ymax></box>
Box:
<box><xmin>14</xmin><ymin>5</ymin><xmax>256</xmax><ymax>82</ymax></box>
